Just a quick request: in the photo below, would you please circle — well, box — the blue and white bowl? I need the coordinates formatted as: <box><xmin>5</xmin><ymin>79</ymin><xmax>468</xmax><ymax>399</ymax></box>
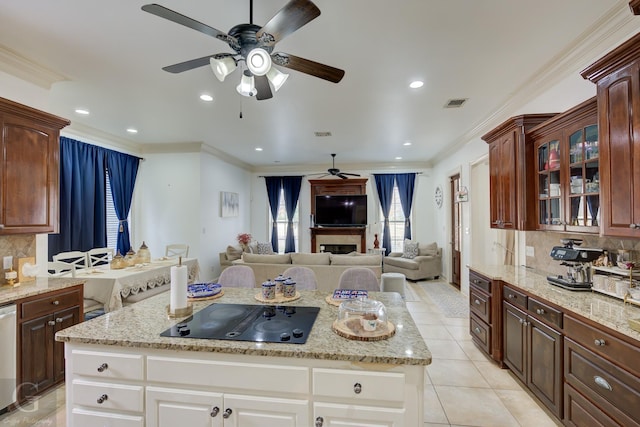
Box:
<box><xmin>187</xmin><ymin>283</ymin><xmax>222</xmax><ymax>299</ymax></box>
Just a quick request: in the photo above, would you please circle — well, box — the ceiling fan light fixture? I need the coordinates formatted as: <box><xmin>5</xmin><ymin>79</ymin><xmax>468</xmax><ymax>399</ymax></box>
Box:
<box><xmin>246</xmin><ymin>48</ymin><xmax>272</xmax><ymax>76</ymax></box>
<box><xmin>236</xmin><ymin>71</ymin><xmax>257</xmax><ymax>97</ymax></box>
<box><xmin>210</xmin><ymin>56</ymin><xmax>236</xmax><ymax>82</ymax></box>
<box><xmin>266</xmin><ymin>66</ymin><xmax>289</xmax><ymax>92</ymax></box>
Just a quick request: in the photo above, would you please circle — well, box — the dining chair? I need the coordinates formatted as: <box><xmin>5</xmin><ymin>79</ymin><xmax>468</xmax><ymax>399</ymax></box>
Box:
<box><xmin>283</xmin><ymin>266</ymin><xmax>318</xmax><ymax>290</ymax></box>
<box><xmin>338</xmin><ymin>267</ymin><xmax>380</xmax><ymax>291</ymax></box>
<box><xmin>46</xmin><ymin>261</ymin><xmax>76</xmax><ymax>277</ymax></box>
<box><xmin>166</xmin><ymin>244</ymin><xmax>189</xmax><ymax>258</ymax></box>
<box><xmin>88</xmin><ymin>247</ymin><xmax>114</xmax><ymax>267</ymax></box>
<box><xmin>218</xmin><ymin>265</ymin><xmax>256</xmax><ymax>288</ymax></box>
<box><xmin>52</xmin><ymin>251</ymin><xmax>89</xmax><ymax>269</ymax></box>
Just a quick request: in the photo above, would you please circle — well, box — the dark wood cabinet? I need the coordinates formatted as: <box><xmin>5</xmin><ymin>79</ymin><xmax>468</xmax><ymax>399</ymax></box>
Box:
<box><xmin>582</xmin><ymin>32</ymin><xmax>640</xmax><ymax>237</ymax></box>
<box><xmin>468</xmin><ymin>270</ymin><xmax>502</xmax><ymax>363</ymax></box>
<box><xmin>0</xmin><ymin>97</ymin><xmax>69</xmax><ymax>234</ymax></box>
<box><xmin>529</xmin><ymin>98</ymin><xmax>599</xmax><ymax>233</ymax></box>
<box><xmin>16</xmin><ymin>285</ymin><xmax>82</xmax><ymax>403</ymax></box>
<box><xmin>482</xmin><ymin>114</ymin><xmax>557</xmax><ymax>230</ymax></box>
<box><xmin>502</xmin><ymin>292</ymin><xmax>563</xmax><ymax>418</ymax></box>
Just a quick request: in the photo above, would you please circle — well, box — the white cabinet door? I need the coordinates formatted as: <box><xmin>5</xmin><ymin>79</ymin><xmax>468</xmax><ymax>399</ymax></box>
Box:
<box><xmin>221</xmin><ymin>394</ymin><xmax>309</xmax><ymax>427</ymax></box>
<box><xmin>313</xmin><ymin>402</ymin><xmax>405</xmax><ymax>427</ymax></box>
<box><xmin>147</xmin><ymin>387</ymin><xmax>223</xmax><ymax>427</ymax></box>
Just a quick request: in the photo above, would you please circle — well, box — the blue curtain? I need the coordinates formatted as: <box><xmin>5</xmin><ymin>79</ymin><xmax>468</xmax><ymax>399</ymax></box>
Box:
<box><xmin>48</xmin><ymin>138</ymin><xmax>107</xmax><ymax>259</ymax></box>
<box><xmin>264</xmin><ymin>177</ymin><xmax>282</xmax><ymax>253</ymax></box>
<box><xmin>282</xmin><ymin>176</ymin><xmax>303</xmax><ymax>253</ymax></box>
<box><xmin>106</xmin><ymin>150</ymin><xmax>140</xmax><ymax>255</ymax></box>
<box><xmin>374</xmin><ymin>174</ymin><xmax>396</xmax><ymax>256</ymax></box>
<box><xmin>396</xmin><ymin>173</ymin><xmax>416</xmax><ymax>239</ymax></box>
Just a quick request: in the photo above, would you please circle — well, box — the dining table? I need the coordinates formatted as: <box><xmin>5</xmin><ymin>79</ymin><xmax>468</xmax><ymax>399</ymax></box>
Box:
<box><xmin>77</xmin><ymin>258</ymin><xmax>199</xmax><ymax>312</ymax></box>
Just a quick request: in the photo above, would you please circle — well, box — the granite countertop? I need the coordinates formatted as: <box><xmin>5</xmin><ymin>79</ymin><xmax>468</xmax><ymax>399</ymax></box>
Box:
<box><xmin>469</xmin><ymin>264</ymin><xmax>640</xmax><ymax>343</ymax></box>
<box><xmin>0</xmin><ymin>277</ymin><xmax>85</xmax><ymax>305</ymax></box>
<box><xmin>56</xmin><ymin>288</ymin><xmax>432</xmax><ymax>366</ymax></box>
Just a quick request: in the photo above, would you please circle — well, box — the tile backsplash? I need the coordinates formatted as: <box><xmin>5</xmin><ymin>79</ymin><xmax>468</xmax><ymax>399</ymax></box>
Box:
<box><xmin>524</xmin><ymin>231</ymin><xmax>640</xmax><ymax>276</ymax></box>
<box><xmin>0</xmin><ymin>234</ymin><xmax>36</xmax><ymax>270</ymax></box>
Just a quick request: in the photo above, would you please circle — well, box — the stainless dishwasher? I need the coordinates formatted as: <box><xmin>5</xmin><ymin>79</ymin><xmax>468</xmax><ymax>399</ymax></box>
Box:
<box><xmin>0</xmin><ymin>303</ymin><xmax>16</xmax><ymax>412</ymax></box>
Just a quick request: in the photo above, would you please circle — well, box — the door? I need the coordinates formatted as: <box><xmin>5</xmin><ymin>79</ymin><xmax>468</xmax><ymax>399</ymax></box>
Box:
<box><xmin>20</xmin><ymin>314</ymin><xmax>55</xmax><ymax>400</ymax></box>
<box><xmin>224</xmin><ymin>394</ymin><xmax>309</xmax><ymax>427</ymax></box>
<box><xmin>502</xmin><ymin>302</ymin><xmax>526</xmax><ymax>383</ymax></box>
<box><xmin>147</xmin><ymin>386</ymin><xmax>223</xmax><ymax>427</ymax></box>
<box><xmin>527</xmin><ymin>316</ymin><xmax>563</xmax><ymax>417</ymax></box>
<box><xmin>53</xmin><ymin>306</ymin><xmax>81</xmax><ymax>382</ymax></box>
<box><xmin>450</xmin><ymin>174</ymin><xmax>461</xmax><ymax>288</ymax></box>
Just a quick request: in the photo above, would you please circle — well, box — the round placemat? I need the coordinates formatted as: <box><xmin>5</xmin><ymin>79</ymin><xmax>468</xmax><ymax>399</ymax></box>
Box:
<box><xmin>187</xmin><ymin>289</ymin><xmax>224</xmax><ymax>302</ymax></box>
<box><xmin>254</xmin><ymin>291</ymin><xmax>300</xmax><ymax>303</ymax></box>
<box><xmin>325</xmin><ymin>295</ymin><xmax>344</xmax><ymax>307</ymax></box>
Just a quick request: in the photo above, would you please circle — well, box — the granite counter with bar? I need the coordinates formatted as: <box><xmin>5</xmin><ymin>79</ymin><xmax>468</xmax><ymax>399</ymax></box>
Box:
<box><xmin>56</xmin><ymin>287</ymin><xmax>431</xmax><ymax>426</ymax></box>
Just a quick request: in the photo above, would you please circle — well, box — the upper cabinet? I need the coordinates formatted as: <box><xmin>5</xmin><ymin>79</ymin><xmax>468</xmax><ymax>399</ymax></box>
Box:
<box><xmin>582</xmin><ymin>32</ymin><xmax>640</xmax><ymax>238</ymax></box>
<box><xmin>0</xmin><ymin>97</ymin><xmax>70</xmax><ymax>235</ymax></box>
<box><xmin>529</xmin><ymin>98</ymin><xmax>599</xmax><ymax>233</ymax></box>
<box><xmin>482</xmin><ymin>114</ymin><xmax>557</xmax><ymax>230</ymax></box>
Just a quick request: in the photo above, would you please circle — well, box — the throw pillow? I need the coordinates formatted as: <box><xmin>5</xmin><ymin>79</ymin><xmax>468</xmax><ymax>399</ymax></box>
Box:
<box><xmin>225</xmin><ymin>245</ymin><xmax>243</xmax><ymax>261</ymax></box>
<box><xmin>256</xmin><ymin>241</ymin><xmax>275</xmax><ymax>254</ymax></box>
<box><xmin>419</xmin><ymin>242</ymin><xmax>438</xmax><ymax>256</ymax></box>
<box><xmin>402</xmin><ymin>239</ymin><xmax>420</xmax><ymax>259</ymax></box>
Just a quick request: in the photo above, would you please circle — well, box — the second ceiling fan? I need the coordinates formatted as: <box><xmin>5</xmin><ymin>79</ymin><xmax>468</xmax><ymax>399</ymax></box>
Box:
<box><xmin>311</xmin><ymin>153</ymin><xmax>361</xmax><ymax>179</ymax></box>
<box><xmin>141</xmin><ymin>0</ymin><xmax>345</xmax><ymax>100</ymax></box>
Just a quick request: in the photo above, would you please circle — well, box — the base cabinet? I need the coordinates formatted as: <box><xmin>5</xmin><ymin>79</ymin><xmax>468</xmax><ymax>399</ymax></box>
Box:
<box><xmin>468</xmin><ymin>270</ymin><xmax>502</xmax><ymax>363</ymax></box>
<box><xmin>65</xmin><ymin>344</ymin><xmax>424</xmax><ymax>427</ymax></box>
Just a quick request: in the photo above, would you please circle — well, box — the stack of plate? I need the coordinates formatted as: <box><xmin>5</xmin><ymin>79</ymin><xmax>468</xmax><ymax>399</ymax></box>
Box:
<box><xmin>187</xmin><ymin>283</ymin><xmax>222</xmax><ymax>299</ymax></box>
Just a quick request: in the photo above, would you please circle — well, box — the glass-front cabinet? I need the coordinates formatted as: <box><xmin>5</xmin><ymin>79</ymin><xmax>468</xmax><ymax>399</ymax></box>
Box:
<box><xmin>530</xmin><ymin>97</ymin><xmax>599</xmax><ymax>233</ymax></box>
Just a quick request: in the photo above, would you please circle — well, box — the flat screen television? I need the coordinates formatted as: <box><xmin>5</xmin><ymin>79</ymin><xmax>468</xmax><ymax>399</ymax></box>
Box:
<box><xmin>315</xmin><ymin>195</ymin><xmax>367</xmax><ymax>227</ymax></box>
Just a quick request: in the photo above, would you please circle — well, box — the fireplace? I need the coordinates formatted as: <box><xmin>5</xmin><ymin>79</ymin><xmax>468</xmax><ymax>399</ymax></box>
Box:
<box><xmin>320</xmin><ymin>244</ymin><xmax>357</xmax><ymax>254</ymax></box>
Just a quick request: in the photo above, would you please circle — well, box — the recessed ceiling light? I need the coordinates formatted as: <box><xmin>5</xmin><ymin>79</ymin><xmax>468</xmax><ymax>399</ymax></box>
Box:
<box><xmin>409</xmin><ymin>80</ymin><xmax>424</xmax><ymax>89</ymax></box>
<box><xmin>403</xmin><ymin>141</ymin><xmax>412</xmax><ymax>146</ymax></box>
<box><xmin>126</xmin><ymin>128</ymin><xmax>138</xmax><ymax>134</ymax></box>
<box><xmin>75</xmin><ymin>108</ymin><xmax>90</xmax><ymax>115</ymax></box>
<box><xmin>395</xmin><ymin>156</ymin><xmax>403</xmax><ymax>160</ymax></box>
<box><xmin>255</xmin><ymin>147</ymin><xmax>263</xmax><ymax>151</ymax></box>
<box><xmin>200</xmin><ymin>94</ymin><xmax>214</xmax><ymax>102</ymax></box>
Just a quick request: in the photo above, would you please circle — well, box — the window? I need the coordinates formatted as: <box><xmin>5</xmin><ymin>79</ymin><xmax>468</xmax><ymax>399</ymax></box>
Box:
<box><xmin>380</xmin><ymin>184</ymin><xmax>406</xmax><ymax>253</ymax></box>
<box><xmin>272</xmin><ymin>188</ymin><xmax>299</xmax><ymax>253</ymax></box>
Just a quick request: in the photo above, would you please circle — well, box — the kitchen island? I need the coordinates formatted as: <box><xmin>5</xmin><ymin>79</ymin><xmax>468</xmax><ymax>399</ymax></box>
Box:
<box><xmin>56</xmin><ymin>288</ymin><xmax>431</xmax><ymax>426</ymax></box>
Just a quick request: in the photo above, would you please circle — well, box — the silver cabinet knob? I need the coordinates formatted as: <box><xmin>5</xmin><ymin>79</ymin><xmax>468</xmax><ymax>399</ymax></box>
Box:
<box><xmin>474</xmin><ymin>299</ymin><xmax>481</xmax><ymax>305</ymax></box>
<box><xmin>47</xmin><ymin>320</ymin><xmax>56</xmax><ymax>326</ymax></box>
<box><xmin>223</xmin><ymin>408</ymin><xmax>232</xmax><ymax>419</ymax></box>
<box><xmin>536</xmin><ymin>308</ymin><xmax>545</xmax><ymax>315</ymax></box>
<box><xmin>56</xmin><ymin>317</ymin><xmax>63</xmax><ymax>323</ymax></box>
<box><xmin>97</xmin><ymin>363</ymin><xmax>108</xmax><ymax>373</ymax></box>
<box><xmin>474</xmin><ymin>327</ymin><xmax>481</xmax><ymax>334</ymax></box>
<box><xmin>210</xmin><ymin>406</ymin><xmax>219</xmax><ymax>417</ymax></box>
<box><xmin>594</xmin><ymin>375</ymin><xmax>612</xmax><ymax>391</ymax></box>
<box><xmin>52</xmin><ymin>300</ymin><xmax>60</xmax><ymax>305</ymax></box>
<box><xmin>353</xmin><ymin>383</ymin><xmax>362</xmax><ymax>394</ymax></box>
<box><xmin>630</xmin><ymin>224</ymin><xmax>639</xmax><ymax>229</ymax></box>
<box><xmin>594</xmin><ymin>339</ymin><xmax>606</xmax><ymax>346</ymax></box>
<box><xmin>97</xmin><ymin>394</ymin><xmax>108</xmax><ymax>404</ymax></box>
<box><xmin>508</xmin><ymin>294</ymin><xmax>515</xmax><ymax>299</ymax></box>
<box><xmin>0</xmin><ymin>224</ymin><xmax>4</xmax><ymax>229</ymax></box>
<box><xmin>315</xmin><ymin>416</ymin><xmax>324</xmax><ymax>427</ymax></box>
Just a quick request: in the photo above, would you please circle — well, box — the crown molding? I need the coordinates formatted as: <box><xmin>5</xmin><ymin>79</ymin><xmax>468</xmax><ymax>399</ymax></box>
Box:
<box><xmin>432</xmin><ymin>0</ymin><xmax>638</xmax><ymax>164</ymax></box>
<box><xmin>0</xmin><ymin>44</ymin><xmax>67</xmax><ymax>89</ymax></box>
<box><xmin>63</xmin><ymin>122</ymin><xmax>142</xmax><ymax>155</ymax></box>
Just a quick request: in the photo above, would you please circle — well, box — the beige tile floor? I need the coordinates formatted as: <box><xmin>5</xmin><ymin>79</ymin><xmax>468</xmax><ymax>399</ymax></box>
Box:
<box><xmin>0</xmin><ymin>281</ymin><xmax>562</xmax><ymax>427</ymax></box>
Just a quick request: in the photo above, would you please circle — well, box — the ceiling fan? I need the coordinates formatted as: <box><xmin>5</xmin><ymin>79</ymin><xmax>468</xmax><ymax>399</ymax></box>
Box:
<box><xmin>310</xmin><ymin>153</ymin><xmax>361</xmax><ymax>179</ymax></box>
<box><xmin>141</xmin><ymin>0</ymin><xmax>345</xmax><ymax>101</ymax></box>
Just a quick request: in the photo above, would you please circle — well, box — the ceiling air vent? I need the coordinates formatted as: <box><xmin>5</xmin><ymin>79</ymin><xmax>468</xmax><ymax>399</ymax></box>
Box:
<box><xmin>314</xmin><ymin>131</ymin><xmax>332</xmax><ymax>137</ymax></box>
<box><xmin>444</xmin><ymin>98</ymin><xmax>468</xmax><ymax>108</ymax></box>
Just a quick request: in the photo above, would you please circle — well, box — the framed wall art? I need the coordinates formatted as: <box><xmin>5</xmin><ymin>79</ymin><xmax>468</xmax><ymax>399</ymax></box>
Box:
<box><xmin>220</xmin><ymin>191</ymin><xmax>239</xmax><ymax>217</ymax></box>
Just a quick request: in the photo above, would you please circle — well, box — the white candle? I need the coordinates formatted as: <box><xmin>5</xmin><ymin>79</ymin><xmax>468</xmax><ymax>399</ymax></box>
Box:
<box><xmin>170</xmin><ymin>265</ymin><xmax>188</xmax><ymax>311</ymax></box>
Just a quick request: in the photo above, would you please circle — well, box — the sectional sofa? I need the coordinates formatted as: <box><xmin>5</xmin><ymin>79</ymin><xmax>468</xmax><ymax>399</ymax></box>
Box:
<box><xmin>230</xmin><ymin>252</ymin><xmax>382</xmax><ymax>293</ymax></box>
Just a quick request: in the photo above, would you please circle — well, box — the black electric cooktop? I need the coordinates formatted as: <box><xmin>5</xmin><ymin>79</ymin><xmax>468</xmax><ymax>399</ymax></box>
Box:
<box><xmin>160</xmin><ymin>303</ymin><xmax>320</xmax><ymax>344</ymax></box>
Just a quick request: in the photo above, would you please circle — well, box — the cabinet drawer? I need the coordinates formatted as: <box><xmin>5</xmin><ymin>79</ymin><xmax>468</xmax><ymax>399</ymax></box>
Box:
<box><xmin>527</xmin><ymin>298</ymin><xmax>562</xmax><ymax>329</ymax></box>
<box><xmin>565</xmin><ymin>338</ymin><xmax>640</xmax><ymax>426</ymax></box>
<box><xmin>71</xmin><ymin>349</ymin><xmax>144</xmax><ymax>380</ymax></box>
<box><xmin>564</xmin><ymin>315</ymin><xmax>640</xmax><ymax>378</ymax></box>
<box><xmin>470</xmin><ymin>315</ymin><xmax>490</xmax><ymax>354</ymax></box>
<box><xmin>20</xmin><ymin>287</ymin><xmax>81</xmax><ymax>320</ymax></box>
<box><xmin>148</xmin><ymin>356</ymin><xmax>309</xmax><ymax>395</ymax></box>
<box><xmin>502</xmin><ymin>285</ymin><xmax>527</xmax><ymax>310</ymax></box>
<box><xmin>564</xmin><ymin>384</ymin><xmax>619</xmax><ymax>427</ymax></box>
<box><xmin>469</xmin><ymin>288</ymin><xmax>490</xmax><ymax>322</ymax></box>
<box><xmin>72</xmin><ymin>379</ymin><xmax>144</xmax><ymax>412</ymax></box>
<box><xmin>313</xmin><ymin>368</ymin><xmax>405</xmax><ymax>403</ymax></box>
<box><xmin>72</xmin><ymin>408</ymin><xmax>144</xmax><ymax>427</ymax></box>
<box><xmin>469</xmin><ymin>271</ymin><xmax>491</xmax><ymax>293</ymax></box>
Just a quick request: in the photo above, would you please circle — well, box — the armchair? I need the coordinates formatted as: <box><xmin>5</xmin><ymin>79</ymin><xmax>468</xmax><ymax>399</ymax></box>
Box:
<box><xmin>383</xmin><ymin>243</ymin><xmax>442</xmax><ymax>281</ymax></box>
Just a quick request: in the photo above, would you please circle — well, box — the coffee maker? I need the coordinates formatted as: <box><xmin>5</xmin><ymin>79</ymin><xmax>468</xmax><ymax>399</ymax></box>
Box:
<box><xmin>547</xmin><ymin>239</ymin><xmax>603</xmax><ymax>291</ymax></box>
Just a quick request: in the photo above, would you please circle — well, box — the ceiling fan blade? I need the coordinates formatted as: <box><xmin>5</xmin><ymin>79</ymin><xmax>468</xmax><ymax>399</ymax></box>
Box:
<box><xmin>141</xmin><ymin>4</ymin><xmax>237</xmax><ymax>45</ymax></box>
<box><xmin>254</xmin><ymin>75</ymin><xmax>273</xmax><ymax>100</ymax></box>
<box><xmin>272</xmin><ymin>53</ymin><xmax>344</xmax><ymax>83</ymax></box>
<box><xmin>340</xmin><ymin>172</ymin><xmax>361</xmax><ymax>177</ymax></box>
<box><xmin>257</xmin><ymin>0</ymin><xmax>321</xmax><ymax>46</ymax></box>
<box><xmin>162</xmin><ymin>54</ymin><xmax>221</xmax><ymax>73</ymax></box>
<box><xmin>337</xmin><ymin>173</ymin><xmax>348</xmax><ymax>179</ymax></box>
